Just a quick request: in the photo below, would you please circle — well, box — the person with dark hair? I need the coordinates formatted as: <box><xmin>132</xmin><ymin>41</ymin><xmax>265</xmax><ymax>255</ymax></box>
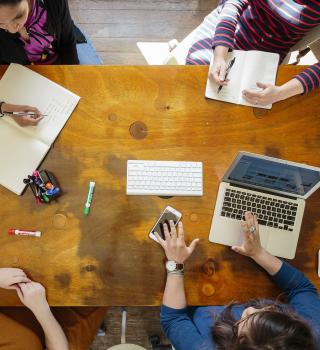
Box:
<box><xmin>0</xmin><ymin>0</ymin><xmax>80</xmax><ymax>126</ymax></box>
<box><xmin>0</xmin><ymin>0</ymin><xmax>79</xmax><ymax>65</ymax></box>
<box><xmin>186</xmin><ymin>1</ymin><xmax>320</xmax><ymax>106</ymax></box>
<box><xmin>157</xmin><ymin>212</ymin><xmax>320</xmax><ymax>350</ymax></box>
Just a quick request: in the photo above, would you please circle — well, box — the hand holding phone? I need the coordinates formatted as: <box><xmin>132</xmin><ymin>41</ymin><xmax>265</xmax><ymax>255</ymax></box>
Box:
<box><xmin>155</xmin><ymin>221</ymin><xmax>200</xmax><ymax>264</ymax></box>
<box><xmin>149</xmin><ymin>206</ymin><xmax>182</xmax><ymax>242</ymax></box>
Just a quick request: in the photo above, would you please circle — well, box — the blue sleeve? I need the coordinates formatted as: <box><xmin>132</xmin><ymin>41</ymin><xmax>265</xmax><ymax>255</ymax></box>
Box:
<box><xmin>271</xmin><ymin>261</ymin><xmax>320</xmax><ymax>344</ymax></box>
<box><xmin>160</xmin><ymin>305</ymin><xmax>212</xmax><ymax>350</ymax></box>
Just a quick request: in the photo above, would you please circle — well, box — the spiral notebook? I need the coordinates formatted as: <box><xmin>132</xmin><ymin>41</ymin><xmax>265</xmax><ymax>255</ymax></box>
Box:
<box><xmin>205</xmin><ymin>50</ymin><xmax>280</xmax><ymax>109</ymax></box>
<box><xmin>0</xmin><ymin>64</ymin><xmax>80</xmax><ymax>195</ymax></box>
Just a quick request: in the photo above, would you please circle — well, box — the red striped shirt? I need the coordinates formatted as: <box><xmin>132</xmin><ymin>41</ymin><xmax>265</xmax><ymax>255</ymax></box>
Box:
<box><xmin>212</xmin><ymin>0</ymin><xmax>320</xmax><ymax>93</ymax></box>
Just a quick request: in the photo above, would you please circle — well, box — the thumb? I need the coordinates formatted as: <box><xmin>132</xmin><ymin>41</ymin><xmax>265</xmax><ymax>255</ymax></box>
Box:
<box><xmin>189</xmin><ymin>238</ymin><xmax>200</xmax><ymax>253</ymax></box>
<box><xmin>256</xmin><ymin>82</ymin><xmax>268</xmax><ymax>89</ymax></box>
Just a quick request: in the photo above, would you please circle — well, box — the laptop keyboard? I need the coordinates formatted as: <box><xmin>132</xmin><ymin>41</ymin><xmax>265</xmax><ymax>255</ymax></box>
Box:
<box><xmin>221</xmin><ymin>188</ymin><xmax>298</xmax><ymax>231</ymax></box>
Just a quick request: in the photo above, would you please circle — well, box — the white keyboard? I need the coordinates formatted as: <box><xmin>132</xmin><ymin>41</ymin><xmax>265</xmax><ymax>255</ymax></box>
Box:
<box><xmin>126</xmin><ymin>160</ymin><xmax>203</xmax><ymax>196</ymax></box>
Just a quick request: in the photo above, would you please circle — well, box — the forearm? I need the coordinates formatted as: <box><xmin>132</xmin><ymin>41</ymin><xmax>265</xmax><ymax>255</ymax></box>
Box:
<box><xmin>252</xmin><ymin>249</ymin><xmax>282</xmax><ymax>276</ymax></box>
<box><xmin>163</xmin><ymin>274</ymin><xmax>186</xmax><ymax>309</ymax></box>
<box><xmin>212</xmin><ymin>0</ymin><xmax>249</xmax><ymax>48</ymax></box>
<box><xmin>278</xmin><ymin>78</ymin><xmax>304</xmax><ymax>101</ymax></box>
<box><xmin>34</xmin><ymin>307</ymin><xmax>69</xmax><ymax>350</ymax></box>
<box><xmin>214</xmin><ymin>46</ymin><xmax>229</xmax><ymax>60</ymax></box>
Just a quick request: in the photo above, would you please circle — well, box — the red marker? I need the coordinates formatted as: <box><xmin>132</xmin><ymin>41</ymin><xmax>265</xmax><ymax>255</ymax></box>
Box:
<box><xmin>8</xmin><ymin>229</ymin><xmax>41</xmax><ymax>237</ymax></box>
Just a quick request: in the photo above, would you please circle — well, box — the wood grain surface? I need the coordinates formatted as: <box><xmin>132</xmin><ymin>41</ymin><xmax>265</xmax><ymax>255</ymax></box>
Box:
<box><xmin>0</xmin><ymin>65</ymin><xmax>319</xmax><ymax>306</ymax></box>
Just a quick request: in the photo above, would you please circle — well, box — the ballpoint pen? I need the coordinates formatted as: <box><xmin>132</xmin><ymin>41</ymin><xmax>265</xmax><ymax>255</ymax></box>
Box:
<box><xmin>217</xmin><ymin>57</ymin><xmax>236</xmax><ymax>94</ymax></box>
<box><xmin>2</xmin><ymin>111</ymin><xmax>47</xmax><ymax>116</ymax></box>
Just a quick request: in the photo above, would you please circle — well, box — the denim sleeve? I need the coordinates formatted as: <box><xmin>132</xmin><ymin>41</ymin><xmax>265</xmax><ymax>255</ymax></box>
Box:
<box><xmin>160</xmin><ymin>305</ymin><xmax>213</xmax><ymax>350</ymax></box>
<box><xmin>271</xmin><ymin>261</ymin><xmax>320</xmax><ymax>346</ymax></box>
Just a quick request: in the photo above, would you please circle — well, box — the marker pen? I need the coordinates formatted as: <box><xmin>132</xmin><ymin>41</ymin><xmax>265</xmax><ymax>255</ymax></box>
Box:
<box><xmin>84</xmin><ymin>181</ymin><xmax>95</xmax><ymax>216</ymax></box>
<box><xmin>8</xmin><ymin>229</ymin><xmax>41</xmax><ymax>237</ymax></box>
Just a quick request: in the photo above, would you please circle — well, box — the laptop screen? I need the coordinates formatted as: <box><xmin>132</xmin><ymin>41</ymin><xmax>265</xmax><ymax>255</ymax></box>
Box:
<box><xmin>226</xmin><ymin>154</ymin><xmax>320</xmax><ymax>197</ymax></box>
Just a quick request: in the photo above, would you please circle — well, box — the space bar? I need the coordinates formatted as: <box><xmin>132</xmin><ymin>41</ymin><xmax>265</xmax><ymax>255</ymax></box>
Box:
<box><xmin>127</xmin><ymin>189</ymin><xmax>202</xmax><ymax>196</ymax></box>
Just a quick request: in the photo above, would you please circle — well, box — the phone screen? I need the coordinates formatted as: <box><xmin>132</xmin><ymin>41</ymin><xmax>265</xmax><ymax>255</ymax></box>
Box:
<box><xmin>152</xmin><ymin>209</ymin><xmax>181</xmax><ymax>239</ymax></box>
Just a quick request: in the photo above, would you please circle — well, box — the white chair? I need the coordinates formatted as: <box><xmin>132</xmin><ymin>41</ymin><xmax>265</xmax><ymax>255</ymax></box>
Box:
<box><xmin>137</xmin><ymin>24</ymin><xmax>320</xmax><ymax>66</ymax></box>
<box><xmin>107</xmin><ymin>309</ymin><xmax>147</xmax><ymax>350</ymax></box>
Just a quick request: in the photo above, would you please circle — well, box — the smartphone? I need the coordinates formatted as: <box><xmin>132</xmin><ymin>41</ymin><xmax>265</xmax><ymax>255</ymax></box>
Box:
<box><xmin>149</xmin><ymin>206</ymin><xmax>182</xmax><ymax>242</ymax></box>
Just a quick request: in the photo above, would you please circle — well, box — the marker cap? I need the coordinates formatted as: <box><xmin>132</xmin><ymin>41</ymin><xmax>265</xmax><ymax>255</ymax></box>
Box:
<box><xmin>8</xmin><ymin>229</ymin><xmax>16</xmax><ymax>235</ymax></box>
<box><xmin>84</xmin><ymin>207</ymin><xmax>90</xmax><ymax>216</ymax></box>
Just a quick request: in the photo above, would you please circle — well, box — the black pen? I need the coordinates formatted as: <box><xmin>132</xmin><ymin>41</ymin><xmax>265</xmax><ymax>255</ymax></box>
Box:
<box><xmin>217</xmin><ymin>57</ymin><xmax>236</xmax><ymax>94</ymax></box>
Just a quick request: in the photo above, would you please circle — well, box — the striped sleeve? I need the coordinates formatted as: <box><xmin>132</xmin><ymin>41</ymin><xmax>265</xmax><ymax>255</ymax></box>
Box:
<box><xmin>212</xmin><ymin>0</ymin><xmax>249</xmax><ymax>49</ymax></box>
<box><xmin>294</xmin><ymin>62</ymin><xmax>320</xmax><ymax>93</ymax></box>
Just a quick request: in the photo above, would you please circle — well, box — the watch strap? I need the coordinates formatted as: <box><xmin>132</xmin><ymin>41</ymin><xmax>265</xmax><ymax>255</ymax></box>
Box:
<box><xmin>0</xmin><ymin>102</ymin><xmax>5</xmax><ymax>117</ymax></box>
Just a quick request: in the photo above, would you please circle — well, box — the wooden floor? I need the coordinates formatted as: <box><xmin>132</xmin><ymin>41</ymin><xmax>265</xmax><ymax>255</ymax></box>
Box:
<box><xmin>89</xmin><ymin>307</ymin><xmax>167</xmax><ymax>350</ymax></box>
<box><xmin>69</xmin><ymin>0</ymin><xmax>218</xmax><ymax>64</ymax></box>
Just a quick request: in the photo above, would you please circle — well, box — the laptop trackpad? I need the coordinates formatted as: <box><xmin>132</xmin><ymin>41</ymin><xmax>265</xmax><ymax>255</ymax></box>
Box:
<box><xmin>209</xmin><ymin>216</ymin><xmax>269</xmax><ymax>248</ymax></box>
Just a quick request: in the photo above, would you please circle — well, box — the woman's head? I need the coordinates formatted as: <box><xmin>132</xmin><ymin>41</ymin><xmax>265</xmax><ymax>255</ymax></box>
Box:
<box><xmin>0</xmin><ymin>0</ymin><xmax>30</xmax><ymax>34</ymax></box>
<box><xmin>213</xmin><ymin>302</ymin><xmax>316</xmax><ymax>350</ymax></box>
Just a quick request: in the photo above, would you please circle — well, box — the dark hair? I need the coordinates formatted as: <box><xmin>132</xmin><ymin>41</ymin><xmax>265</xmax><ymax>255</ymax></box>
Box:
<box><xmin>212</xmin><ymin>300</ymin><xmax>316</xmax><ymax>350</ymax></box>
<box><xmin>0</xmin><ymin>0</ymin><xmax>24</xmax><ymax>6</ymax></box>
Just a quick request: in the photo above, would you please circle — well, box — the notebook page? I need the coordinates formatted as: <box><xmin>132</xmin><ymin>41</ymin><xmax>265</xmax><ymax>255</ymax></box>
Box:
<box><xmin>0</xmin><ymin>64</ymin><xmax>80</xmax><ymax>146</ymax></box>
<box><xmin>205</xmin><ymin>50</ymin><xmax>246</xmax><ymax>104</ymax></box>
<box><xmin>238</xmin><ymin>50</ymin><xmax>279</xmax><ymax>109</ymax></box>
<box><xmin>0</xmin><ymin>120</ymin><xmax>49</xmax><ymax>195</ymax></box>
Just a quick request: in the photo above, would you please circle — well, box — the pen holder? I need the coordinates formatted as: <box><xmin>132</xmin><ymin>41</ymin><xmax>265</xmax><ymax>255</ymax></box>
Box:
<box><xmin>23</xmin><ymin>169</ymin><xmax>61</xmax><ymax>204</ymax></box>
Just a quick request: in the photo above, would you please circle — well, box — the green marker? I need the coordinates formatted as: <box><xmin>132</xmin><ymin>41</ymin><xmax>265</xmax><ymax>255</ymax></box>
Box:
<box><xmin>84</xmin><ymin>181</ymin><xmax>95</xmax><ymax>216</ymax></box>
<box><xmin>41</xmin><ymin>193</ymin><xmax>50</xmax><ymax>203</ymax></box>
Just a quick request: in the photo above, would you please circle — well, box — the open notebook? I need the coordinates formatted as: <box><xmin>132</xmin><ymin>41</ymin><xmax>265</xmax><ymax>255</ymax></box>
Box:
<box><xmin>0</xmin><ymin>64</ymin><xmax>80</xmax><ymax>195</ymax></box>
<box><xmin>205</xmin><ymin>50</ymin><xmax>280</xmax><ymax>109</ymax></box>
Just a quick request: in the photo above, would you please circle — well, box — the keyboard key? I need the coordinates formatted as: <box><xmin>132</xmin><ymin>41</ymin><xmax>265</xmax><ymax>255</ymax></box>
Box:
<box><xmin>258</xmin><ymin>219</ymin><xmax>267</xmax><ymax>226</ymax></box>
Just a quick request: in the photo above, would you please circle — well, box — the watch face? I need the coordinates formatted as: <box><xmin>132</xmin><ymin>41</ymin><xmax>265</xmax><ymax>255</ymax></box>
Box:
<box><xmin>166</xmin><ymin>260</ymin><xmax>177</xmax><ymax>272</ymax></box>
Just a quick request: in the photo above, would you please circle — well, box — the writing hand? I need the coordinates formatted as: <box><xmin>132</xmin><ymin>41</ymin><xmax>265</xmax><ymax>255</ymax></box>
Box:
<box><xmin>2</xmin><ymin>103</ymin><xmax>44</xmax><ymax>126</ymax></box>
<box><xmin>209</xmin><ymin>57</ymin><xmax>230</xmax><ymax>86</ymax></box>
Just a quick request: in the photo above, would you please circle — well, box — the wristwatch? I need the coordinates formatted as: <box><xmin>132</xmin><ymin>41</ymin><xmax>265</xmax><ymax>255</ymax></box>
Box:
<box><xmin>166</xmin><ymin>260</ymin><xmax>184</xmax><ymax>274</ymax></box>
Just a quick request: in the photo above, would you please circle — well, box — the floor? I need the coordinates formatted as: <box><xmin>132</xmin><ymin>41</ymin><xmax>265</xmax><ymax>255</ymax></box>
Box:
<box><xmin>69</xmin><ymin>0</ymin><xmax>217</xmax><ymax>65</ymax></box>
<box><xmin>69</xmin><ymin>1</ymin><xmax>319</xmax><ymax>348</ymax></box>
<box><xmin>89</xmin><ymin>307</ymin><xmax>167</xmax><ymax>350</ymax></box>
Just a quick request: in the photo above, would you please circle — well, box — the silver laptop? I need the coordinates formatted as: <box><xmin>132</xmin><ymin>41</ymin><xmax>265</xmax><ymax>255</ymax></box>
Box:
<box><xmin>209</xmin><ymin>151</ymin><xmax>320</xmax><ymax>259</ymax></box>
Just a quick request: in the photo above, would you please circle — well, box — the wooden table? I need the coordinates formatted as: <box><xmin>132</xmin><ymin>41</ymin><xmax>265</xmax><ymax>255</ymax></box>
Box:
<box><xmin>0</xmin><ymin>65</ymin><xmax>319</xmax><ymax>306</ymax></box>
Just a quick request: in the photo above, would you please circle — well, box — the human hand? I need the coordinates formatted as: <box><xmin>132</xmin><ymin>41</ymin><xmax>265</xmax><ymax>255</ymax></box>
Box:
<box><xmin>15</xmin><ymin>282</ymin><xmax>50</xmax><ymax>316</ymax></box>
<box><xmin>154</xmin><ymin>221</ymin><xmax>199</xmax><ymax>264</ymax></box>
<box><xmin>2</xmin><ymin>103</ymin><xmax>44</xmax><ymax>126</ymax></box>
<box><xmin>231</xmin><ymin>212</ymin><xmax>264</xmax><ymax>259</ymax></box>
<box><xmin>0</xmin><ymin>268</ymin><xmax>31</xmax><ymax>289</ymax></box>
<box><xmin>242</xmin><ymin>82</ymin><xmax>284</xmax><ymax>106</ymax></box>
<box><xmin>209</xmin><ymin>56</ymin><xmax>229</xmax><ymax>86</ymax></box>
